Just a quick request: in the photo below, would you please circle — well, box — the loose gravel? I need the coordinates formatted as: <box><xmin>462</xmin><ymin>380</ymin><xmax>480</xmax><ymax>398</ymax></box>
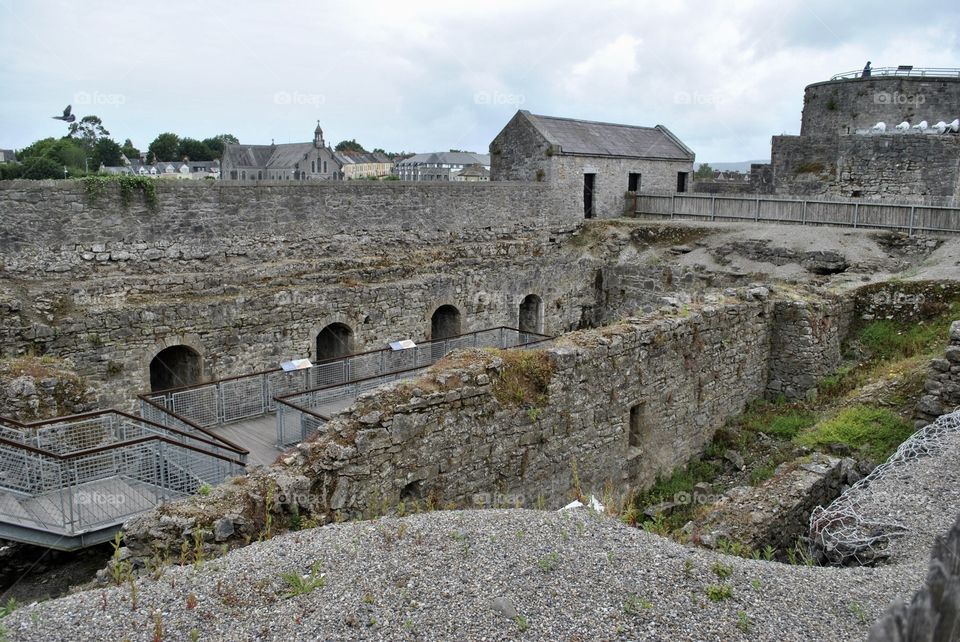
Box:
<box><xmin>3</xmin><ymin>508</ymin><xmax>925</xmax><ymax>641</ymax></box>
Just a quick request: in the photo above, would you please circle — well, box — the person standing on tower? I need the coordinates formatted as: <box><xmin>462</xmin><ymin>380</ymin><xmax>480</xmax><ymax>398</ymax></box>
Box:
<box><xmin>862</xmin><ymin>61</ymin><xmax>872</xmax><ymax>78</ymax></box>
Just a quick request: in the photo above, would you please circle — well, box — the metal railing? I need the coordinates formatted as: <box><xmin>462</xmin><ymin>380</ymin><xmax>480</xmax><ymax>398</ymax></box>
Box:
<box><xmin>142</xmin><ymin>327</ymin><xmax>551</xmax><ymax>448</ymax></box>
<box><xmin>0</xmin><ymin>412</ymin><xmax>245</xmax><ymax>542</ymax></box>
<box><xmin>830</xmin><ymin>67</ymin><xmax>960</xmax><ymax>81</ymax></box>
<box><xmin>273</xmin><ymin>327</ymin><xmax>553</xmax><ymax>448</ymax></box>
<box><xmin>633</xmin><ymin>192</ymin><xmax>960</xmax><ymax>236</ymax></box>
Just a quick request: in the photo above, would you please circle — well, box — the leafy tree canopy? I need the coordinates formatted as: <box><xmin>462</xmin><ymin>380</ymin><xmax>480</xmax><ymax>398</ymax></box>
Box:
<box><xmin>694</xmin><ymin>163</ymin><xmax>714</xmax><ymax>179</ymax></box>
<box><xmin>121</xmin><ymin>139</ymin><xmax>140</xmax><ymax>161</ymax></box>
<box><xmin>148</xmin><ymin>132</ymin><xmax>181</xmax><ymax>163</ymax></box>
<box><xmin>21</xmin><ymin>157</ymin><xmax>63</xmax><ymax>179</ymax></box>
<box><xmin>334</xmin><ymin>139</ymin><xmax>366</xmax><ymax>153</ymax></box>
<box><xmin>92</xmin><ymin>138</ymin><xmax>123</xmax><ymax>168</ymax></box>
<box><xmin>67</xmin><ymin>115</ymin><xmax>110</xmax><ymax>151</ymax></box>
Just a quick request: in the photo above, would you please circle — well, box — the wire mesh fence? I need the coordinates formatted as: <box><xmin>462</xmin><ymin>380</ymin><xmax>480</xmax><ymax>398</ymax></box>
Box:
<box><xmin>809</xmin><ymin>407</ymin><xmax>960</xmax><ymax>566</ymax></box>
<box><xmin>273</xmin><ymin>327</ymin><xmax>552</xmax><ymax>448</ymax></box>
<box><xmin>0</xmin><ymin>412</ymin><xmax>245</xmax><ymax>537</ymax></box>
<box><xmin>143</xmin><ymin>327</ymin><xmax>551</xmax><ymax>447</ymax></box>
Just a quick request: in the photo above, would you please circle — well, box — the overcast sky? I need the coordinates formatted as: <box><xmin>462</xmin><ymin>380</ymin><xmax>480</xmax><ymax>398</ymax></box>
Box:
<box><xmin>1</xmin><ymin>0</ymin><xmax>958</xmax><ymax>163</ymax></box>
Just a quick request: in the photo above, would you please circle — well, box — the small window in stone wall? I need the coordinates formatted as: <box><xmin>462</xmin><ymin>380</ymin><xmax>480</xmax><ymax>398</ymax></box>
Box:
<box><xmin>628</xmin><ymin>172</ymin><xmax>640</xmax><ymax>192</ymax></box>
<box><xmin>628</xmin><ymin>403</ymin><xmax>647</xmax><ymax>457</ymax></box>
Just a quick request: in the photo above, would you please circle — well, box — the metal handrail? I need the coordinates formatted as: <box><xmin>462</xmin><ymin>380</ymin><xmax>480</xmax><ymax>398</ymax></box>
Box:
<box><xmin>830</xmin><ymin>67</ymin><xmax>960</xmax><ymax>80</ymax></box>
<box><xmin>272</xmin><ymin>327</ymin><xmax>556</xmax><ymax>447</ymax></box>
<box><xmin>139</xmin><ymin>327</ymin><xmax>553</xmax><ymax>431</ymax></box>
<box><xmin>0</xmin><ymin>409</ymin><xmax>247</xmax><ymax>459</ymax></box>
<box><xmin>0</xmin><ymin>413</ymin><xmax>245</xmax><ymax>466</ymax></box>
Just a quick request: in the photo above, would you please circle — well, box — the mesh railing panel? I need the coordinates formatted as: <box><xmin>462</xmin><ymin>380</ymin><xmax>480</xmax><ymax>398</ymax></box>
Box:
<box><xmin>0</xmin><ymin>424</ymin><xmax>245</xmax><ymax>536</ymax></box>
<box><xmin>170</xmin><ymin>385</ymin><xmax>220</xmax><ymax>427</ymax></box>
<box><xmin>221</xmin><ymin>376</ymin><xmax>266</xmax><ymax>423</ymax></box>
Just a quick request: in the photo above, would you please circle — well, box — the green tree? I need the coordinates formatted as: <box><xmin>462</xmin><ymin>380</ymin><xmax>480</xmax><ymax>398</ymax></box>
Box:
<box><xmin>148</xmin><ymin>132</ymin><xmax>181</xmax><ymax>162</ymax></box>
<box><xmin>694</xmin><ymin>163</ymin><xmax>714</xmax><ymax>180</ymax></box>
<box><xmin>67</xmin><ymin>115</ymin><xmax>110</xmax><ymax>151</ymax></box>
<box><xmin>177</xmin><ymin>137</ymin><xmax>214</xmax><ymax>161</ymax></box>
<box><xmin>120</xmin><ymin>138</ymin><xmax>140</xmax><ymax>161</ymax></box>
<box><xmin>91</xmin><ymin>138</ymin><xmax>123</xmax><ymax>168</ymax></box>
<box><xmin>18</xmin><ymin>137</ymin><xmax>86</xmax><ymax>171</ymax></box>
<box><xmin>0</xmin><ymin>163</ymin><xmax>23</xmax><ymax>180</ymax></box>
<box><xmin>334</xmin><ymin>139</ymin><xmax>366</xmax><ymax>153</ymax></box>
<box><xmin>201</xmin><ymin>134</ymin><xmax>238</xmax><ymax>159</ymax></box>
<box><xmin>20</xmin><ymin>157</ymin><xmax>63</xmax><ymax>179</ymax></box>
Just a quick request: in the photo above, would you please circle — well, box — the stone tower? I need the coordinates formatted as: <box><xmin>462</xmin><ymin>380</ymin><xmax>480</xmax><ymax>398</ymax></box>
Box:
<box><xmin>314</xmin><ymin>121</ymin><xmax>324</xmax><ymax>149</ymax></box>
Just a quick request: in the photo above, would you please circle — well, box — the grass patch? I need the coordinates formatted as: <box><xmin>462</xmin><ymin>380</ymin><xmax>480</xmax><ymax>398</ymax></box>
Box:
<box><xmin>490</xmin><ymin>349</ymin><xmax>553</xmax><ymax>407</ymax></box>
<box><xmin>794</xmin><ymin>405</ymin><xmax>915</xmax><ymax>461</ymax></box>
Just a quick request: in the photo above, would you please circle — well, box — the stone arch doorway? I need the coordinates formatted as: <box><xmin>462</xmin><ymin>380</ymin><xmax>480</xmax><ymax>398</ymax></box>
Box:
<box><xmin>518</xmin><ymin>294</ymin><xmax>543</xmax><ymax>334</ymax></box>
<box><xmin>430</xmin><ymin>305</ymin><xmax>462</xmax><ymax>340</ymax></box>
<box><xmin>150</xmin><ymin>345</ymin><xmax>203</xmax><ymax>392</ymax></box>
<box><xmin>316</xmin><ymin>322</ymin><xmax>355</xmax><ymax>361</ymax></box>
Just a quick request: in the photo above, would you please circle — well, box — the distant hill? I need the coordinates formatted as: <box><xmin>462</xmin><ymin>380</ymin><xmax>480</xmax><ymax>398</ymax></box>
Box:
<box><xmin>694</xmin><ymin>160</ymin><xmax>768</xmax><ymax>173</ymax></box>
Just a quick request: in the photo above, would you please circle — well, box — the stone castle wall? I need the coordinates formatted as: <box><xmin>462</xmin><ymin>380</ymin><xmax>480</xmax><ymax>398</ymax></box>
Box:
<box><xmin>800</xmin><ymin>77</ymin><xmax>960</xmax><ymax>137</ymax></box>
<box><xmin>0</xmin><ymin>180</ymin><xmax>592</xmax><ymax>406</ymax></box>
<box><xmin>915</xmin><ymin>320</ymin><xmax>960</xmax><ymax>427</ymax></box>
<box><xmin>771</xmin><ymin>133</ymin><xmax>960</xmax><ymax>203</ymax></box>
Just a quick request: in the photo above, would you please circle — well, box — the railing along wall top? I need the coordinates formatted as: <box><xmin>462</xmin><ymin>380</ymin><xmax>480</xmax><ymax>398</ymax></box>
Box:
<box><xmin>0</xmin><ymin>410</ymin><xmax>246</xmax><ymax>465</ymax></box>
<box><xmin>633</xmin><ymin>192</ymin><xmax>960</xmax><ymax>236</ymax></box>
<box><xmin>830</xmin><ymin>67</ymin><xmax>960</xmax><ymax>80</ymax></box>
<box><xmin>141</xmin><ymin>326</ymin><xmax>553</xmax><ymax>431</ymax></box>
<box><xmin>273</xmin><ymin>327</ymin><xmax>555</xmax><ymax>437</ymax></box>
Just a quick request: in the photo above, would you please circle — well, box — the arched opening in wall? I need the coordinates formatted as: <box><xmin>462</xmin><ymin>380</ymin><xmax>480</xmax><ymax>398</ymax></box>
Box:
<box><xmin>315</xmin><ymin>323</ymin><xmax>355</xmax><ymax>361</ymax></box>
<box><xmin>400</xmin><ymin>480</ymin><xmax>423</xmax><ymax>503</ymax></box>
<box><xmin>518</xmin><ymin>294</ymin><xmax>543</xmax><ymax>334</ymax></box>
<box><xmin>150</xmin><ymin>345</ymin><xmax>202</xmax><ymax>392</ymax></box>
<box><xmin>430</xmin><ymin>305</ymin><xmax>461</xmax><ymax>340</ymax></box>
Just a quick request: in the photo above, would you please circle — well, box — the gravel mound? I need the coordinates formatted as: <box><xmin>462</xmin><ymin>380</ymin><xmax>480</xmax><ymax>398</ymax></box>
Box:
<box><xmin>4</xmin><ymin>508</ymin><xmax>922</xmax><ymax>641</ymax></box>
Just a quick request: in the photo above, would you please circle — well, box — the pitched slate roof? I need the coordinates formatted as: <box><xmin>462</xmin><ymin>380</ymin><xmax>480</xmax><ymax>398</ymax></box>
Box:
<box><xmin>396</xmin><ymin>151</ymin><xmax>490</xmax><ymax>167</ymax></box>
<box><xmin>520</xmin><ymin>111</ymin><xmax>694</xmax><ymax>161</ymax></box>
<box><xmin>334</xmin><ymin>150</ymin><xmax>393</xmax><ymax>165</ymax></box>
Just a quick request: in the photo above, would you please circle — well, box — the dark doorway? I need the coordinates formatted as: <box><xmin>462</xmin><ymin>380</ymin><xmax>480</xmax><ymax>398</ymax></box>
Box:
<box><xmin>676</xmin><ymin>171</ymin><xmax>688</xmax><ymax>193</ymax></box>
<box><xmin>316</xmin><ymin>323</ymin><xmax>354</xmax><ymax>361</ymax></box>
<box><xmin>150</xmin><ymin>345</ymin><xmax>202</xmax><ymax>392</ymax></box>
<box><xmin>431</xmin><ymin>305</ymin><xmax>462</xmax><ymax>340</ymax></box>
<box><xmin>628</xmin><ymin>402</ymin><xmax>648</xmax><ymax>457</ymax></box>
<box><xmin>518</xmin><ymin>294</ymin><xmax>543</xmax><ymax>334</ymax></box>
<box><xmin>583</xmin><ymin>173</ymin><xmax>596</xmax><ymax>218</ymax></box>
<box><xmin>627</xmin><ymin>172</ymin><xmax>640</xmax><ymax>192</ymax></box>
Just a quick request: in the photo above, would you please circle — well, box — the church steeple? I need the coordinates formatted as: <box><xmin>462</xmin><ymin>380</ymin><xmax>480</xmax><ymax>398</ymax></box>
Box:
<box><xmin>314</xmin><ymin>121</ymin><xmax>324</xmax><ymax>148</ymax></box>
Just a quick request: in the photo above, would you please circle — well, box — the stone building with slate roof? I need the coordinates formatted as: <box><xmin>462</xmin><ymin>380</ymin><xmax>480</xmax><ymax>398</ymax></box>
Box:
<box><xmin>490</xmin><ymin>110</ymin><xmax>694</xmax><ymax>218</ymax></box>
<box><xmin>221</xmin><ymin>122</ymin><xmax>343</xmax><ymax>181</ymax></box>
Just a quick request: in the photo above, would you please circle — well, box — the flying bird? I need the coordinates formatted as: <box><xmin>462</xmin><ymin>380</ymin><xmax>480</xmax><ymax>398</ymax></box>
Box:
<box><xmin>895</xmin><ymin>121</ymin><xmax>910</xmax><ymax>131</ymax></box>
<box><xmin>51</xmin><ymin>105</ymin><xmax>75</xmax><ymax>122</ymax></box>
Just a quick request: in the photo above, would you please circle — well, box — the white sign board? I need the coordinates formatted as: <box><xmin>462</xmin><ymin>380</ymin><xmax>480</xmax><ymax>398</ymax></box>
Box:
<box><xmin>280</xmin><ymin>358</ymin><xmax>313</xmax><ymax>371</ymax></box>
<box><xmin>389</xmin><ymin>339</ymin><xmax>417</xmax><ymax>351</ymax></box>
